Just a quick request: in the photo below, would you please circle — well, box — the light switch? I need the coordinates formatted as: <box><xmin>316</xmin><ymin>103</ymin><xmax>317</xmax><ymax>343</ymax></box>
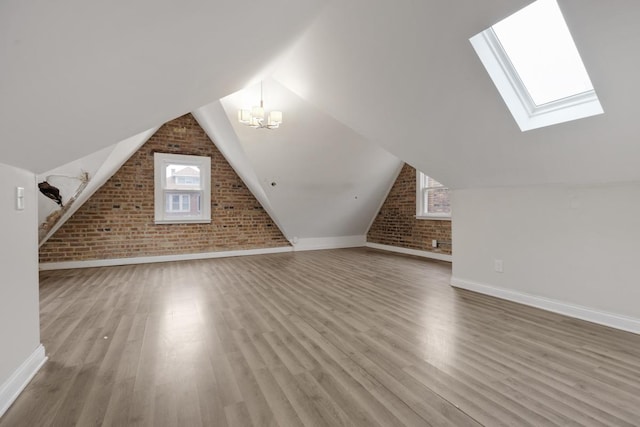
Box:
<box><xmin>16</xmin><ymin>186</ymin><xmax>25</xmax><ymax>210</ymax></box>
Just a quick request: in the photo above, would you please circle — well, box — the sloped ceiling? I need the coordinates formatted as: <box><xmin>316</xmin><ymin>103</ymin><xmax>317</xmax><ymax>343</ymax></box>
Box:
<box><xmin>274</xmin><ymin>0</ymin><xmax>640</xmax><ymax>188</ymax></box>
<box><xmin>38</xmin><ymin>127</ymin><xmax>157</xmax><ymax>245</ymax></box>
<box><xmin>218</xmin><ymin>79</ymin><xmax>402</xmax><ymax>239</ymax></box>
<box><xmin>0</xmin><ymin>0</ymin><xmax>327</xmax><ymax>173</ymax></box>
<box><xmin>4</xmin><ymin>0</ymin><xmax>640</xmax><ymax>190</ymax></box>
<box><xmin>192</xmin><ymin>101</ymin><xmax>290</xmax><ymax>239</ymax></box>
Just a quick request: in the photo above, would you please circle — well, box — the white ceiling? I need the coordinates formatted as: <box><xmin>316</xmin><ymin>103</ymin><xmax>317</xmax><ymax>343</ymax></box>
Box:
<box><xmin>7</xmin><ymin>0</ymin><xmax>640</xmax><ymax>239</ymax></box>
<box><xmin>0</xmin><ymin>0</ymin><xmax>326</xmax><ymax>173</ymax></box>
<box><xmin>219</xmin><ymin>80</ymin><xmax>402</xmax><ymax>239</ymax></box>
<box><xmin>274</xmin><ymin>0</ymin><xmax>640</xmax><ymax>188</ymax></box>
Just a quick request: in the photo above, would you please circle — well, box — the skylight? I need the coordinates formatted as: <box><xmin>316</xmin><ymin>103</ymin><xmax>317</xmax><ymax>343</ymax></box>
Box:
<box><xmin>470</xmin><ymin>0</ymin><xmax>603</xmax><ymax>131</ymax></box>
<box><xmin>492</xmin><ymin>0</ymin><xmax>593</xmax><ymax>106</ymax></box>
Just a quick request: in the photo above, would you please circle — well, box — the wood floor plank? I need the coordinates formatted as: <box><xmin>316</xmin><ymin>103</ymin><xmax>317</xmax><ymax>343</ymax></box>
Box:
<box><xmin>2</xmin><ymin>248</ymin><xmax>640</xmax><ymax>426</ymax></box>
<box><xmin>226</xmin><ymin>349</ymin><xmax>278</xmax><ymax>427</ymax></box>
<box><xmin>224</xmin><ymin>402</ymin><xmax>254</xmax><ymax>427</ymax></box>
<box><xmin>252</xmin><ymin>368</ymin><xmax>305</xmax><ymax>427</ymax></box>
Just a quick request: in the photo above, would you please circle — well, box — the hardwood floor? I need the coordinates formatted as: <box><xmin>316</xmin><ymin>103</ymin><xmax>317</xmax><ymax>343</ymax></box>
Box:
<box><xmin>3</xmin><ymin>248</ymin><xmax>640</xmax><ymax>426</ymax></box>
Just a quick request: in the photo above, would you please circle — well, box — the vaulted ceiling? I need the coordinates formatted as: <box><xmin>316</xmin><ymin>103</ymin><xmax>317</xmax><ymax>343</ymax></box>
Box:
<box><xmin>273</xmin><ymin>0</ymin><xmax>640</xmax><ymax>188</ymax></box>
<box><xmin>3</xmin><ymin>0</ymin><xmax>640</xmax><ymax>197</ymax></box>
<box><xmin>0</xmin><ymin>0</ymin><xmax>325</xmax><ymax>172</ymax></box>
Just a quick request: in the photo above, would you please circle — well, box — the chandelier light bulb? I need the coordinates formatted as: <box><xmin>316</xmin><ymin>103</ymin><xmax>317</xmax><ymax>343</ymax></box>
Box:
<box><xmin>238</xmin><ymin>82</ymin><xmax>282</xmax><ymax>129</ymax></box>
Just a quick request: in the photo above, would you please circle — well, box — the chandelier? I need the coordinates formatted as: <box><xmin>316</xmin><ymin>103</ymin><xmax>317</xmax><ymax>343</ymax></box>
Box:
<box><xmin>238</xmin><ymin>81</ymin><xmax>283</xmax><ymax>129</ymax></box>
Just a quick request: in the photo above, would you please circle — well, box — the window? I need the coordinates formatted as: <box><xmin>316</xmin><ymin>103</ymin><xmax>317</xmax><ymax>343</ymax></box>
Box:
<box><xmin>416</xmin><ymin>172</ymin><xmax>451</xmax><ymax>219</ymax></box>
<box><xmin>154</xmin><ymin>153</ymin><xmax>211</xmax><ymax>224</ymax></box>
<box><xmin>470</xmin><ymin>0</ymin><xmax>603</xmax><ymax>131</ymax></box>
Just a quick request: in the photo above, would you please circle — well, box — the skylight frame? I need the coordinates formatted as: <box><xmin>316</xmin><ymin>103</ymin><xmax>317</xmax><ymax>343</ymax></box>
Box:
<box><xmin>470</xmin><ymin>0</ymin><xmax>603</xmax><ymax>132</ymax></box>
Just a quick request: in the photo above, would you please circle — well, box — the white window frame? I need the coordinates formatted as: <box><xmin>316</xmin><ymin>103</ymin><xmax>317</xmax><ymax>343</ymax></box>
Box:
<box><xmin>470</xmin><ymin>23</ymin><xmax>603</xmax><ymax>132</ymax></box>
<box><xmin>416</xmin><ymin>171</ymin><xmax>451</xmax><ymax>220</ymax></box>
<box><xmin>154</xmin><ymin>153</ymin><xmax>211</xmax><ymax>224</ymax></box>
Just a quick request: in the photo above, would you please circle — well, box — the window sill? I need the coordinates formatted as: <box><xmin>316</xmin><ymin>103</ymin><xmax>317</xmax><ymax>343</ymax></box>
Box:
<box><xmin>154</xmin><ymin>219</ymin><xmax>212</xmax><ymax>225</ymax></box>
<box><xmin>415</xmin><ymin>215</ymin><xmax>451</xmax><ymax>221</ymax></box>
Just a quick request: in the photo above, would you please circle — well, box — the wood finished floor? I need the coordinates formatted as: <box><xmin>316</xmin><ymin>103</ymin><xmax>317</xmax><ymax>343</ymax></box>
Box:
<box><xmin>3</xmin><ymin>248</ymin><xmax>640</xmax><ymax>426</ymax></box>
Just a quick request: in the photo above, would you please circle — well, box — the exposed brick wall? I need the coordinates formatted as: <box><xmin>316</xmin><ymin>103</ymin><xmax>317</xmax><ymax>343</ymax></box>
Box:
<box><xmin>367</xmin><ymin>164</ymin><xmax>452</xmax><ymax>255</ymax></box>
<box><xmin>39</xmin><ymin>114</ymin><xmax>290</xmax><ymax>263</ymax></box>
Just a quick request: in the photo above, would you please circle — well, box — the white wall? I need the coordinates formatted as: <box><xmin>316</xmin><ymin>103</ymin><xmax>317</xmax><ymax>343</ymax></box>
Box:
<box><xmin>451</xmin><ymin>183</ymin><xmax>640</xmax><ymax>330</ymax></box>
<box><xmin>0</xmin><ymin>164</ymin><xmax>41</xmax><ymax>393</ymax></box>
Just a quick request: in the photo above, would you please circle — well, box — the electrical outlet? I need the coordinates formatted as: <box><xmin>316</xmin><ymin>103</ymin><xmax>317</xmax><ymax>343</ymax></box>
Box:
<box><xmin>494</xmin><ymin>259</ymin><xmax>504</xmax><ymax>273</ymax></box>
<box><xmin>432</xmin><ymin>239</ymin><xmax>438</xmax><ymax>248</ymax></box>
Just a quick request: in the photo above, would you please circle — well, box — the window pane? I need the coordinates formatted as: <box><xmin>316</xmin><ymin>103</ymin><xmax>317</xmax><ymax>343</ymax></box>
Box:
<box><xmin>164</xmin><ymin>192</ymin><xmax>202</xmax><ymax>217</ymax></box>
<box><xmin>165</xmin><ymin>164</ymin><xmax>201</xmax><ymax>189</ymax></box>
<box><xmin>427</xmin><ymin>176</ymin><xmax>444</xmax><ymax>189</ymax></box>
<box><xmin>426</xmin><ymin>188</ymin><xmax>451</xmax><ymax>215</ymax></box>
<box><xmin>417</xmin><ymin>172</ymin><xmax>451</xmax><ymax>217</ymax></box>
<box><xmin>491</xmin><ymin>0</ymin><xmax>594</xmax><ymax>106</ymax></box>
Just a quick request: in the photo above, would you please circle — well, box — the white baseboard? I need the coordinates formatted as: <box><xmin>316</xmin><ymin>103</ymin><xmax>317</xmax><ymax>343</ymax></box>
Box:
<box><xmin>40</xmin><ymin>246</ymin><xmax>293</xmax><ymax>270</ymax></box>
<box><xmin>0</xmin><ymin>344</ymin><xmax>47</xmax><ymax>418</ymax></box>
<box><xmin>293</xmin><ymin>235</ymin><xmax>366</xmax><ymax>252</ymax></box>
<box><xmin>451</xmin><ymin>277</ymin><xmax>640</xmax><ymax>335</ymax></box>
<box><xmin>365</xmin><ymin>242</ymin><xmax>453</xmax><ymax>262</ymax></box>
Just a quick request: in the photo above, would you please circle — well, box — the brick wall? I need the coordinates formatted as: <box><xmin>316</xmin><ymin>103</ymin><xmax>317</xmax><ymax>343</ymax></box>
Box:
<box><xmin>367</xmin><ymin>164</ymin><xmax>452</xmax><ymax>255</ymax></box>
<box><xmin>39</xmin><ymin>114</ymin><xmax>290</xmax><ymax>263</ymax></box>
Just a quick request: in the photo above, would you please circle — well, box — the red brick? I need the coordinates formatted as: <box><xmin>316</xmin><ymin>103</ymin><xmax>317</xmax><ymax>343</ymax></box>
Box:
<box><xmin>367</xmin><ymin>164</ymin><xmax>452</xmax><ymax>255</ymax></box>
<box><xmin>40</xmin><ymin>114</ymin><xmax>290</xmax><ymax>262</ymax></box>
